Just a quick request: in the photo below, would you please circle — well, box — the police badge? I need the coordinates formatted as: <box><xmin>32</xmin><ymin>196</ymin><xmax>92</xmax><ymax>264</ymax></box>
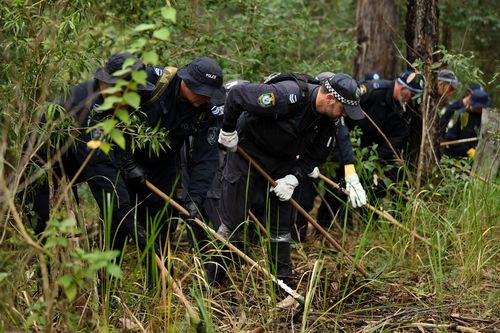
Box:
<box><xmin>207</xmin><ymin>127</ymin><xmax>218</xmax><ymax>145</ymax></box>
<box><xmin>258</xmin><ymin>92</ymin><xmax>275</xmax><ymax>108</ymax></box>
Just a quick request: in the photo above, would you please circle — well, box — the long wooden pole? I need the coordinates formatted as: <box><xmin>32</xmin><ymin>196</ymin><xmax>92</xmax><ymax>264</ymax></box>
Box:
<box><xmin>236</xmin><ymin>146</ymin><xmax>369</xmax><ymax>278</ymax></box>
<box><xmin>145</xmin><ymin>180</ymin><xmax>305</xmax><ymax>306</ymax></box>
<box><xmin>440</xmin><ymin>137</ymin><xmax>478</xmax><ymax>146</ymax></box>
<box><xmin>317</xmin><ymin>173</ymin><xmax>433</xmax><ymax>247</ymax></box>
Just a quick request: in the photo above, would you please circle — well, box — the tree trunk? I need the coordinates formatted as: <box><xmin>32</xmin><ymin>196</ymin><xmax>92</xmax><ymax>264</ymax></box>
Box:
<box><xmin>353</xmin><ymin>0</ymin><xmax>399</xmax><ymax>81</ymax></box>
<box><xmin>405</xmin><ymin>0</ymin><xmax>440</xmax><ymax>191</ymax></box>
<box><xmin>473</xmin><ymin>109</ymin><xmax>500</xmax><ymax>180</ymax></box>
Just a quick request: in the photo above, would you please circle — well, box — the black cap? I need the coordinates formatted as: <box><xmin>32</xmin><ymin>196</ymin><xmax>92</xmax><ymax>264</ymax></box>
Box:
<box><xmin>177</xmin><ymin>56</ymin><xmax>225</xmax><ymax>101</ymax></box>
<box><xmin>397</xmin><ymin>70</ymin><xmax>425</xmax><ymax>93</ymax></box>
<box><xmin>467</xmin><ymin>83</ymin><xmax>483</xmax><ymax>93</ymax></box>
<box><xmin>437</xmin><ymin>69</ymin><xmax>458</xmax><ymax>89</ymax></box>
<box><xmin>324</xmin><ymin>73</ymin><xmax>365</xmax><ymax>120</ymax></box>
<box><xmin>469</xmin><ymin>89</ymin><xmax>491</xmax><ymax>108</ymax></box>
<box><xmin>315</xmin><ymin>71</ymin><xmax>335</xmax><ymax>83</ymax></box>
<box><xmin>94</xmin><ymin>53</ymin><xmax>154</xmax><ymax>91</ymax></box>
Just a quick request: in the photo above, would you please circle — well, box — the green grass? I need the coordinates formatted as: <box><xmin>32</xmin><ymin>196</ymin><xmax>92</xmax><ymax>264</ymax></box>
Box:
<box><xmin>1</xmin><ymin>168</ymin><xmax>498</xmax><ymax>332</ymax></box>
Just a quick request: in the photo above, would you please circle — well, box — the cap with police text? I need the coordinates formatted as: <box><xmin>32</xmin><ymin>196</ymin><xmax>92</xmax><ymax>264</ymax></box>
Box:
<box><xmin>437</xmin><ymin>69</ymin><xmax>458</xmax><ymax>89</ymax></box>
<box><xmin>95</xmin><ymin>53</ymin><xmax>155</xmax><ymax>91</ymax></box>
<box><xmin>397</xmin><ymin>70</ymin><xmax>425</xmax><ymax>93</ymax></box>
<box><xmin>177</xmin><ymin>56</ymin><xmax>225</xmax><ymax>101</ymax></box>
<box><xmin>469</xmin><ymin>89</ymin><xmax>491</xmax><ymax>109</ymax></box>
<box><xmin>325</xmin><ymin>73</ymin><xmax>365</xmax><ymax>120</ymax></box>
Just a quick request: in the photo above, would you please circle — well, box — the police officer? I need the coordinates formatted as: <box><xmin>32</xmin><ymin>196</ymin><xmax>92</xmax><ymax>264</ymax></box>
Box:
<box><xmin>346</xmin><ymin>70</ymin><xmax>425</xmax><ymax>182</ymax></box>
<box><xmin>21</xmin><ymin>53</ymin><xmax>155</xmax><ymax>252</ymax></box>
<box><xmin>439</xmin><ymin>83</ymin><xmax>482</xmax><ymax>138</ymax></box>
<box><xmin>293</xmin><ymin>72</ymin><xmax>367</xmax><ymax>239</ymax></box>
<box><xmin>213</xmin><ymin>72</ymin><xmax>365</xmax><ymax>289</ymax></box>
<box><xmin>436</xmin><ymin>69</ymin><xmax>458</xmax><ymax>105</ymax></box>
<box><xmin>122</xmin><ymin>56</ymin><xmax>225</xmax><ymax>249</ymax></box>
<box><xmin>444</xmin><ymin>89</ymin><xmax>491</xmax><ymax>158</ymax></box>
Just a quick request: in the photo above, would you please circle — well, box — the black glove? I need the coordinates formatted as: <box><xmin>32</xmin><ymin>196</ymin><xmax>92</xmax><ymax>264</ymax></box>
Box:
<box><xmin>122</xmin><ymin>157</ymin><xmax>147</xmax><ymax>189</ymax></box>
<box><xmin>184</xmin><ymin>200</ymin><xmax>199</xmax><ymax>220</ymax></box>
<box><xmin>182</xmin><ymin>199</ymin><xmax>207</xmax><ymax>249</ymax></box>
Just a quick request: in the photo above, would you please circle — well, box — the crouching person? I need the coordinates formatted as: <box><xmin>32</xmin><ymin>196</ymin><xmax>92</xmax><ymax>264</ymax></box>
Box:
<box><xmin>210</xmin><ymin>72</ymin><xmax>365</xmax><ymax>295</ymax></box>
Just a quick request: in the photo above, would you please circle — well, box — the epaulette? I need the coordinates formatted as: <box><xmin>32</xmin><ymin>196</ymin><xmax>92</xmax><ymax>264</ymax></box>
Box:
<box><xmin>359</xmin><ymin>79</ymin><xmax>392</xmax><ymax>96</ymax></box>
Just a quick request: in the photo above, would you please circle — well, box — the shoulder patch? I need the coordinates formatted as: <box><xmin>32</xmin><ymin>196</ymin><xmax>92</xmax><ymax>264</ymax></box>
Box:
<box><xmin>289</xmin><ymin>94</ymin><xmax>298</xmax><ymax>104</ymax></box>
<box><xmin>154</xmin><ymin>67</ymin><xmax>163</xmax><ymax>76</ymax></box>
<box><xmin>258</xmin><ymin>92</ymin><xmax>275</xmax><ymax>108</ymax></box>
<box><xmin>210</xmin><ymin>104</ymin><xmax>224</xmax><ymax>116</ymax></box>
<box><xmin>360</xmin><ymin>84</ymin><xmax>367</xmax><ymax>95</ymax></box>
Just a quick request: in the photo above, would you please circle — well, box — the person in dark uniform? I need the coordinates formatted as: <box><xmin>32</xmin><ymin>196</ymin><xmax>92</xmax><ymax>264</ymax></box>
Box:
<box><xmin>123</xmin><ymin>56</ymin><xmax>225</xmax><ymax>250</ymax></box>
<box><xmin>293</xmin><ymin>72</ymin><xmax>367</xmax><ymax>239</ymax></box>
<box><xmin>439</xmin><ymin>83</ymin><xmax>482</xmax><ymax>138</ymax></box>
<box><xmin>436</xmin><ymin>69</ymin><xmax>458</xmax><ymax>106</ymax></box>
<box><xmin>20</xmin><ymin>53</ymin><xmax>156</xmax><ymax>252</ymax></box>
<box><xmin>444</xmin><ymin>89</ymin><xmax>491</xmax><ymax>158</ymax></box>
<box><xmin>364</xmin><ymin>71</ymin><xmax>382</xmax><ymax>82</ymax></box>
<box><xmin>212</xmin><ymin>72</ymin><xmax>365</xmax><ymax>290</ymax></box>
<box><xmin>201</xmin><ymin>79</ymin><xmax>250</xmax><ymax>232</ymax></box>
<box><xmin>346</xmin><ymin>70</ymin><xmax>425</xmax><ymax>183</ymax></box>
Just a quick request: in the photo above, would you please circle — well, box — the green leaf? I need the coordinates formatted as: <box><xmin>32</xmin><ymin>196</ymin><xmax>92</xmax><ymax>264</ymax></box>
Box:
<box><xmin>110</xmin><ymin>128</ymin><xmax>126</xmax><ymax>149</ymax></box>
<box><xmin>142</xmin><ymin>50</ymin><xmax>159</xmax><ymax>65</ymax></box>
<box><xmin>64</xmin><ymin>282</ymin><xmax>77</xmax><ymax>302</ymax></box>
<box><xmin>58</xmin><ymin>275</ymin><xmax>73</xmax><ymax>289</ymax></box>
<box><xmin>101</xmin><ymin>119</ymin><xmax>118</xmax><ymax>134</ymax></box>
<box><xmin>161</xmin><ymin>7</ymin><xmax>176</xmax><ymax>23</ymax></box>
<box><xmin>123</xmin><ymin>91</ymin><xmax>141</xmax><ymax>109</ymax></box>
<box><xmin>123</xmin><ymin>57</ymin><xmax>136</xmax><ymax>68</ymax></box>
<box><xmin>101</xmin><ymin>85</ymin><xmax>123</xmax><ymax>95</ymax></box>
<box><xmin>115</xmin><ymin>109</ymin><xmax>130</xmax><ymax>125</ymax></box>
<box><xmin>132</xmin><ymin>70</ymin><xmax>147</xmax><ymax>85</ymax></box>
<box><xmin>153</xmin><ymin>27</ymin><xmax>170</xmax><ymax>41</ymax></box>
<box><xmin>130</xmin><ymin>38</ymin><xmax>148</xmax><ymax>50</ymax></box>
<box><xmin>111</xmin><ymin>68</ymin><xmax>131</xmax><ymax>77</ymax></box>
<box><xmin>96</xmin><ymin>96</ymin><xmax>121</xmax><ymax>111</ymax></box>
<box><xmin>60</xmin><ymin>218</ymin><xmax>76</xmax><ymax>229</ymax></box>
<box><xmin>0</xmin><ymin>272</ymin><xmax>10</xmax><ymax>282</ymax></box>
<box><xmin>99</xmin><ymin>141</ymin><xmax>111</xmax><ymax>154</ymax></box>
<box><xmin>106</xmin><ymin>264</ymin><xmax>123</xmax><ymax>279</ymax></box>
<box><xmin>134</xmin><ymin>23</ymin><xmax>156</xmax><ymax>31</ymax></box>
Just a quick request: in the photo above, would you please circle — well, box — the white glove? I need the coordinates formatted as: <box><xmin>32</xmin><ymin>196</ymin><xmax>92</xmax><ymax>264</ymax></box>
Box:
<box><xmin>271</xmin><ymin>175</ymin><xmax>299</xmax><ymax>201</ymax></box>
<box><xmin>218</xmin><ymin>129</ymin><xmax>238</xmax><ymax>152</ymax></box>
<box><xmin>345</xmin><ymin>173</ymin><xmax>367</xmax><ymax>208</ymax></box>
<box><xmin>307</xmin><ymin>167</ymin><xmax>319</xmax><ymax>179</ymax></box>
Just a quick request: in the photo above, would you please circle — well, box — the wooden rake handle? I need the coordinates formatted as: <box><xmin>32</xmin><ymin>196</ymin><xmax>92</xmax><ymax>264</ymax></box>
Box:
<box><xmin>145</xmin><ymin>180</ymin><xmax>305</xmax><ymax>306</ymax></box>
<box><xmin>317</xmin><ymin>173</ymin><xmax>434</xmax><ymax>248</ymax></box>
<box><xmin>236</xmin><ymin>146</ymin><xmax>369</xmax><ymax>278</ymax></box>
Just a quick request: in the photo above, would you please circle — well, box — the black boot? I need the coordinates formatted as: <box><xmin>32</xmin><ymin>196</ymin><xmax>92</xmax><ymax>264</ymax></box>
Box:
<box><xmin>269</xmin><ymin>240</ymin><xmax>296</xmax><ymax>298</ymax></box>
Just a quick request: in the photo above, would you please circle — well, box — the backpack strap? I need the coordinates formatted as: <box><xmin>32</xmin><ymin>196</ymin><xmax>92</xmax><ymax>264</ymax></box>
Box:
<box><xmin>264</xmin><ymin>72</ymin><xmax>318</xmax><ymax>103</ymax></box>
<box><xmin>143</xmin><ymin>66</ymin><xmax>178</xmax><ymax>107</ymax></box>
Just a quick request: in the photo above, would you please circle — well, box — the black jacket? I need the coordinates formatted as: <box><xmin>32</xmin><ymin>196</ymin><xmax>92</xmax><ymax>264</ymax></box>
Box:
<box><xmin>222</xmin><ymin>80</ymin><xmax>348</xmax><ymax>179</ymax></box>
<box><xmin>135</xmin><ymin>66</ymin><xmax>221</xmax><ymax>203</ymax></box>
<box><xmin>444</xmin><ymin>107</ymin><xmax>481</xmax><ymax>157</ymax></box>
<box><xmin>439</xmin><ymin>98</ymin><xmax>465</xmax><ymax>137</ymax></box>
<box><xmin>346</xmin><ymin>80</ymin><xmax>410</xmax><ymax>160</ymax></box>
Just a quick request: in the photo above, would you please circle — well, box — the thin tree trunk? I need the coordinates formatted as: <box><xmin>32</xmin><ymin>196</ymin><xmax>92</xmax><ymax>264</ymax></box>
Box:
<box><xmin>353</xmin><ymin>0</ymin><xmax>399</xmax><ymax>81</ymax></box>
<box><xmin>405</xmin><ymin>0</ymin><xmax>440</xmax><ymax>190</ymax></box>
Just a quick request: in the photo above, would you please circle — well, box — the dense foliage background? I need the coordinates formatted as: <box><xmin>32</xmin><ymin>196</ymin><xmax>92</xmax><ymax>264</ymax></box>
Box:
<box><xmin>0</xmin><ymin>1</ymin><xmax>498</xmax><ymax>332</ymax></box>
